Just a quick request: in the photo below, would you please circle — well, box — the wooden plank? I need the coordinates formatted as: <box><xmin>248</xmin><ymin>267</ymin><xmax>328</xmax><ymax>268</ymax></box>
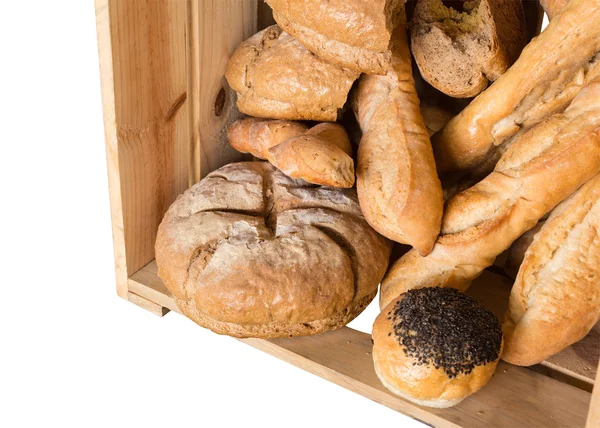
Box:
<box><xmin>127</xmin><ymin>292</ymin><xmax>169</xmax><ymax>317</ymax></box>
<box><xmin>95</xmin><ymin>0</ymin><xmax>190</xmax><ymax>291</ymax></box>
<box><xmin>95</xmin><ymin>0</ymin><xmax>127</xmax><ymax>298</ymax></box>
<box><xmin>188</xmin><ymin>0</ymin><xmax>257</xmax><ymax>183</ymax></box>
<box><xmin>128</xmin><ymin>261</ymin><xmax>594</xmax><ymax>427</ymax></box>
<box><xmin>588</xmin><ymin>362</ymin><xmax>600</xmax><ymax>428</ymax></box>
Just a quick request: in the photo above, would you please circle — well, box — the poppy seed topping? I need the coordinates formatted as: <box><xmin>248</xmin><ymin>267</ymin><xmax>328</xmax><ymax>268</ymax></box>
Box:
<box><xmin>391</xmin><ymin>287</ymin><xmax>502</xmax><ymax>378</ymax></box>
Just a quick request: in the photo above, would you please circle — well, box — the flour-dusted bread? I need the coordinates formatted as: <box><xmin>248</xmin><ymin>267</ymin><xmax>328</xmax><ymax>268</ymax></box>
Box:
<box><xmin>354</xmin><ymin>15</ymin><xmax>443</xmax><ymax>256</ymax></box>
<box><xmin>433</xmin><ymin>0</ymin><xmax>600</xmax><ymax>173</ymax></box>
<box><xmin>266</xmin><ymin>0</ymin><xmax>406</xmax><ymax>75</ymax></box>
<box><xmin>373</xmin><ymin>288</ymin><xmax>503</xmax><ymax>408</ymax></box>
<box><xmin>225</xmin><ymin>26</ymin><xmax>359</xmax><ymax>121</ymax></box>
<box><xmin>502</xmin><ymin>173</ymin><xmax>600</xmax><ymax>366</ymax></box>
<box><xmin>380</xmin><ymin>77</ymin><xmax>600</xmax><ymax>309</ymax></box>
<box><xmin>410</xmin><ymin>0</ymin><xmax>526</xmax><ymax>98</ymax></box>
<box><xmin>228</xmin><ymin>119</ymin><xmax>355</xmax><ymax>188</ymax></box>
<box><xmin>155</xmin><ymin>162</ymin><xmax>391</xmax><ymax>338</ymax></box>
<box><xmin>503</xmin><ymin>220</ymin><xmax>545</xmax><ymax>279</ymax></box>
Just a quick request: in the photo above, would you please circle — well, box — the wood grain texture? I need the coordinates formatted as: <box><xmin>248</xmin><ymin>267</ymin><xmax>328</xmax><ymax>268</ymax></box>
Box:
<box><xmin>588</xmin><ymin>363</ymin><xmax>600</xmax><ymax>427</ymax></box>
<box><xmin>127</xmin><ymin>292</ymin><xmax>169</xmax><ymax>317</ymax></box>
<box><xmin>96</xmin><ymin>0</ymin><xmax>190</xmax><ymax>291</ymax></box>
<box><xmin>188</xmin><ymin>0</ymin><xmax>258</xmax><ymax>183</ymax></box>
<box><xmin>130</xmin><ymin>260</ymin><xmax>595</xmax><ymax>426</ymax></box>
<box><xmin>95</xmin><ymin>0</ymin><xmax>128</xmax><ymax>298</ymax></box>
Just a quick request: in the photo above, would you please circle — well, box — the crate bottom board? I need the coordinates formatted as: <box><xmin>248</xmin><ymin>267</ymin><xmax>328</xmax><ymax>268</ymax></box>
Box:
<box><xmin>128</xmin><ymin>261</ymin><xmax>595</xmax><ymax>427</ymax></box>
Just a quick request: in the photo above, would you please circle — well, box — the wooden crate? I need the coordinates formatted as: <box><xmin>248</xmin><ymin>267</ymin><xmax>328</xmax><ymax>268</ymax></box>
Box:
<box><xmin>95</xmin><ymin>1</ymin><xmax>600</xmax><ymax>426</ymax></box>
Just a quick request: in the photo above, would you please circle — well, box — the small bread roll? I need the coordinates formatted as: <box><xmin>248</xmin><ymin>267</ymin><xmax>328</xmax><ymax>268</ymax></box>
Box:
<box><xmin>411</xmin><ymin>0</ymin><xmax>526</xmax><ymax>98</ymax></box>
<box><xmin>225</xmin><ymin>26</ymin><xmax>359</xmax><ymax>121</ymax></box>
<box><xmin>373</xmin><ymin>287</ymin><xmax>503</xmax><ymax>408</ymax></box>
<box><xmin>502</xmin><ymin>173</ymin><xmax>600</xmax><ymax>366</ymax></box>
<box><xmin>228</xmin><ymin>119</ymin><xmax>355</xmax><ymax>188</ymax></box>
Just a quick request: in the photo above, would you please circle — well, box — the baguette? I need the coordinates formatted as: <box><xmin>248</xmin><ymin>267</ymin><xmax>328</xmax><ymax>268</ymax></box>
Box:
<box><xmin>410</xmin><ymin>0</ymin><xmax>526</xmax><ymax>98</ymax></box>
<box><xmin>503</xmin><ymin>220</ymin><xmax>545</xmax><ymax>279</ymax></box>
<box><xmin>432</xmin><ymin>0</ymin><xmax>600</xmax><ymax>173</ymax></box>
<box><xmin>380</xmin><ymin>77</ymin><xmax>600</xmax><ymax>309</ymax></box>
<box><xmin>540</xmin><ymin>0</ymin><xmax>569</xmax><ymax>18</ymax></box>
<box><xmin>502</xmin><ymin>173</ymin><xmax>600</xmax><ymax>366</ymax></box>
<box><xmin>228</xmin><ymin>119</ymin><xmax>355</xmax><ymax>188</ymax></box>
<box><xmin>353</xmin><ymin>15</ymin><xmax>443</xmax><ymax>256</ymax></box>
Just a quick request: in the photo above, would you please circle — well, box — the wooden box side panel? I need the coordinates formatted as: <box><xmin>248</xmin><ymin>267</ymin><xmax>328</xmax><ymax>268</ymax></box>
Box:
<box><xmin>96</xmin><ymin>0</ymin><xmax>191</xmax><ymax>297</ymax></box>
<box><xmin>188</xmin><ymin>0</ymin><xmax>268</xmax><ymax>182</ymax></box>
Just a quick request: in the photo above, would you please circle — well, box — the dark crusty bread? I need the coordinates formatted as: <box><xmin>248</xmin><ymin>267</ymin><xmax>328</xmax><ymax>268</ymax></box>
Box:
<box><xmin>266</xmin><ymin>0</ymin><xmax>406</xmax><ymax>74</ymax></box>
<box><xmin>410</xmin><ymin>0</ymin><xmax>526</xmax><ymax>98</ymax></box>
<box><xmin>354</xmin><ymin>15</ymin><xmax>443</xmax><ymax>256</ymax></box>
<box><xmin>380</xmin><ymin>77</ymin><xmax>600</xmax><ymax>309</ymax></box>
<box><xmin>228</xmin><ymin>119</ymin><xmax>355</xmax><ymax>188</ymax></box>
<box><xmin>433</xmin><ymin>0</ymin><xmax>600</xmax><ymax>173</ymax></box>
<box><xmin>225</xmin><ymin>26</ymin><xmax>359</xmax><ymax>121</ymax></box>
<box><xmin>155</xmin><ymin>162</ymin><xmax>391</xmax><ymax>338</ymax></box>
<box><xmin>502</xmin><ymin>173</ymin><xmax>600</xmax><ymax>366</ymax></box>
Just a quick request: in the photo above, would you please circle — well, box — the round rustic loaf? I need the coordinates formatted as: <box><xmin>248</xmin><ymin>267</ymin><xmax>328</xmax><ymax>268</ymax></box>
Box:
<box><xmin>155</xmin><ymin>162</ymin><xmax>392</xmax><ymax>338</ymax></box>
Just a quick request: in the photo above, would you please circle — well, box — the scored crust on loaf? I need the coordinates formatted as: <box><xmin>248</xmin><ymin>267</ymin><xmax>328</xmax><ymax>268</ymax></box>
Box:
<box><xmin>266</xmin><ymin>0</ymin><xmax>406</xmax><ymax>75</ymax></box>
<box><xmin>155</xmin><ymin>162</ymin><xmax>391</xmax><ymax>338</ymax></box>
<box><xmin>379</xmin><ymin>77</ymin><xmax>600</xmax><ymax>309</ymax></box>
<box><xmin>502</xmin><ymin>173</ymin><xmax>600</xmax><ymax>366</ymax></box>
<box><xmin>410</xmin><ymin>0</ymin><xmax>526</xmax><ymax>98</ymax></box>
<box><xmin>433</xmin><ymin>0</ymin><xmax>600</xmax><ymax>173</ymax></box>
<box><xmin>225</xmin><ymin>26</ymin><xmax>359</xmax><ymax>121</ymax></box>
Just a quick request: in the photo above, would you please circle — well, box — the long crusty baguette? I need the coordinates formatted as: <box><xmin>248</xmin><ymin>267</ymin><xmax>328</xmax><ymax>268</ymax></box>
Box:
<box><xmin>432</xmin><ymin>0</ymin><xmax>600</xmax><ymax>173</ymax></box>
<box><xmin>410</xmin><ymin>0</ymin><xmax>526</xmax><ymax>98</ymax></box>
<box><xmin>380</xmin><ymin>77</ymin><xmax>600</xmax><ymax>309</ymax></box>
<box><xmin>503</xmin><ymin>220</ymin><xmax>545</xmax><ymax>279</ymax></box>
<box><xmin>502</xmin><ymin>173</ymin><xmax>600</xmax><ymax>366</ymax></box>
<box><xmin>353</xmin><ymin>14</ymin><xmax>443</xmax><ymax>256</ymax></box>
<box><xmin>540</xmin><ymin>0</ymin><xmax>569</xmax><ymax>18</ymax></box>
<box><xmin>228</xmin><ymin>118</ymin><xmax>355</xmax><ymax>188</ymax></box>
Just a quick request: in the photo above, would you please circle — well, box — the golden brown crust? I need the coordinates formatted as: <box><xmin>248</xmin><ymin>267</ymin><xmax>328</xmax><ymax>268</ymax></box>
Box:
<box><xmin>266</xmin><ymin>0</ymin><xmax>406</xmax><ymax>74</ymax></box>
<box><xmin>502</xmin><ymin>174</ymin><xmax>600</xmax><ymax>366</ymax></box>
<box><xmin>380</xmin><ymin>78</ymin><xmax>600</xmax><ymax>309</ymax></box>
<box><xmin>373</xmin><ymin>296</ymin><xmax>501</xmax><ymax>407</ymax></box>
<box><xmin>503</xmin><ymin>221</ymin><xmax>545</xmax><ymax>279</ymax></box>
<box><xmin>540</xmin><ymin>0</ymin><xmax>569</xmax><ymax>18</ymax></box>
<box><xmin>432</xmin><ymin>0</ymin><xmax>600</xmax><ymax>173</ymax></box>
<box><xmin>225</xmin><ymin>26</ymin><xmax>359</xmax><ymax>121</ymax></box>
<box><xmin>410</xmin><ymin>0</ymin><xmax>526</xmax><ymax>98</ymax></box>
<box><xmin>228</xmin><ymin>119</ymin><xmax>355</xmax><ymax>188</ymax></box>
<box><xmin>354</xmin><ymin>16</ymin><xmax>443</xmax><ymax>256</ymax></box>
<box><xmin>155</xmin><ymin>162</ymin><xmax>391</xmax><ymax>338</ymax></box>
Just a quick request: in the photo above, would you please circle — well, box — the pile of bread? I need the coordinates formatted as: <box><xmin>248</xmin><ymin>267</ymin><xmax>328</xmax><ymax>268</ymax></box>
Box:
<box><xmin>156</xmin><ymin>0</ymin><xmax>600</xmax><ymax>409</ymax></box>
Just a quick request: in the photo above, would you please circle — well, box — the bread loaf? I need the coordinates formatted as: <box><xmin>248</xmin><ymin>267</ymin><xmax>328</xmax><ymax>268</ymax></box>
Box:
<box><xmin>155</xmin><ymin>162</ymin><xmax>391</xmax><ymax>338</ymax></box>
<box><xmin>410</xmin><ymin>0</ymin><xmax>526</xmax><ymax>98</ymax></box>
<box><xmin>354</xmin><ymin>15</ymin><xmax>443</xmax><ymax>256</ymax></box>
<box><xmin>432</xmin><ymin>0</ymin><xmax>600</xmax><ymax>173</ymax></box>
<box><xmin>266</xmin><ymin>0</ymin><xmax>405</xmax><ymax>74</ymax></box>
<box><xmin>225</xmin><ymin>26</ymin><xmax>359</xmax><ymax>121</ymax></box>
<box><xmin>228</xmin><ymin>119</ymin><xmax>355</xmax><ymax>188</ymax></box>
<box><xmin>380</xmin><ymin>77</ymin><xmax>600</xmax><ymax>309</ymax></box>
<box><xmin>502</xmin><ymin>173</ymin><xmax>600</xmax><ymax>366</ymax></box>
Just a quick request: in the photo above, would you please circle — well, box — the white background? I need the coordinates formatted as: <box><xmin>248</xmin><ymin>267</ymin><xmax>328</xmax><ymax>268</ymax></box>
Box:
<box><xmin>0</xmin><ymin>2</ymin><xmax>424</xmax><ymax>427</ymax></box>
